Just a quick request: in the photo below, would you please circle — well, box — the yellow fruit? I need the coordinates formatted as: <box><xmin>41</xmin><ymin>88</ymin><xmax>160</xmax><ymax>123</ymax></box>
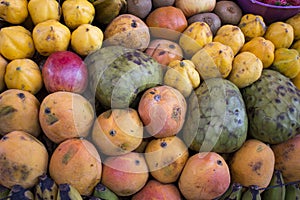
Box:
<box><xmin>0</xmin><ymin>26</ymin><xmax>35</xmax><ymax>60</ymax></box>
<box><xmin>0</xmin><ymin>0</ymin><xmax>28</xmax><ymax>24</ymax></box>
<box><xmin>272</xmin><ymin>48</ymin><xmax>300</xmax><ymax>79</ymax></box>
<box><xmin>32</xmin><ymin>19</ymin><xmax>71</xmax><ymax>56</ymax></box>
<box><xmin>0</xmin><ymin>131</ymin><xmax>48</xmax><ymax>189</ymax></box>
<box><xmin>145</xmin><ymin>136</ymin><xmax>189</xmax><ymax>184</ymax></box>
<box><xmin>229</xmin><ymin>139</ymin><xmax>275</xmax><ymax>190</ymax></box>
<box><xmin>213</xmin><ymin>24</ymin><xmax>245</xmax><ymax>55</ymax></box>
<box><xmin>264</xmin><ymin>21</ymin><xmax>294</xmax><ymax>49</ymax></box>
<box><xmin>0</xmin><ymin>89</ymin><xmax>41</xmax><ymax>137</ymax></box>
<box><xmin>238</xmin><ymin>14</ymin><xmax>266</xmax><ymax>41</ymax></box>
<box><xmin>0</xmin><ymin>55</ymin><xmax>7</xmax><ymax>92</ymax></box>
<box><xmin>71</xmin><ymin>24</ymin><xmax>104</xmax><ymax>56</ymax></box>
<box><xmin>286</xmin><ymin>13</ymin><xmax>300</xmax><ymax>40</ymax></box>
<box><xmin>164</xmin><ymin>59</ymin><xmax>200</xmax><ymax>97</ymax></box>
<box><xmin>179</xmin><ymin>21</ymin><xmax>213</xmax><ymax>58</ymax></box>
<box><xmin>91</xmin><ymin>108</ymin><xmax>143</xmax><ymax>156</ymax></box>
<box><xmin>28</xmin><ymin>0</ymin><xmax>62</xmax><ymax>25</ymax></box>
<box><xmin>4</xmin><ymin>59</ymin><xmax>43</xmax><ymax>94</ymax></box>
<box><xmin>62</xmin><ymin>0</ymin><xmax>95</xmax><ymax>29</ymax></box>
<box><xmin>228</xmin><ymin>51</ymin><xmax>263</xmax><ymax>88</ymax></box>
<box><xmin>240</xmin><ymin>36</ymin><xmax>275</xmax><ymax>68</ymax></box>
<box><xmin>191</xmin><ymin>41</ymin><xmax>234</xmax><ymax>79</ymax></box>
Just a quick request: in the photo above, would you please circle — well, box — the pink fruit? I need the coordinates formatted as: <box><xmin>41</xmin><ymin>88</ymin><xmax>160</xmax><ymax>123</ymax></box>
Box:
<box><xmin>42</xmin><ymin>51</ymin><xmax>88</xmax><ymax>94</ymax></box>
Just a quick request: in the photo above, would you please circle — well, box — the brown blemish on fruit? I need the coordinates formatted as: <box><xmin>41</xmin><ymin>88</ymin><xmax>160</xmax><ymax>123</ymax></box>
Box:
<box><xmin>249</xmin><ymin>161</ymin><xmax>262</xmax><ymax>175</ymax></box>
<box><xmin>172</xmin><ymin>106</ymin><xmax>181</xmax><ymax>120</ymax></box>
<box><xmin>62</xmin><ymin>147</ymin><xmax>78</xmax><ymax>165</ymax></box>
<box><xmin>46</xmin><ymin>113</ymin><xmax>58</xmax><ymax>125</ymax></box>
<box><xmin>0</xmin><ymin>106</ymin><xmax>17</xmax><ymax>116</ymax></box>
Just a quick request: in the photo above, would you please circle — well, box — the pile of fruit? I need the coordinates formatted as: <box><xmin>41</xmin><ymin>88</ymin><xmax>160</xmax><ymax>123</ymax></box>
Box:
<box><xmin>0</xmin><ymin>0</ymin><xmax>300</xmax><ymax>199</ymax></box>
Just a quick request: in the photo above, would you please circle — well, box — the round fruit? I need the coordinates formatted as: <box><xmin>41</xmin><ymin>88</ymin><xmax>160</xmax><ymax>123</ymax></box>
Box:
<box><xmin>228</xmin><ymin>51</ymin><xmax>263</xmax><ymax>88</ymax></box>
<box><xmin>62</xmin><ymin>0</ymin><xmax>95</xmax><ymax>29</ymax></box>
<box><xmin>238</xmin><ymin>14</ymin><xmax>266</xmax><ymax>41</ymax></box>
<box><xmin>32</xmin><ymin>19</ymin><xmax>71</xmax><ymax>56</ymax></box>
<box><xmin>0</xmin><ymin>26</ymin><xmax>35</xmax><ymax>60</ymax></box>
<box><xmin>213</xmin><ymin>0</ymin><xmax>242</xmax><ymax>25</ymax></box>
<box><xmin>264</xmin><ymin>21</ymin><xmax>294</xmax><ymax>49</ymax></box>
<box><xmin>104</xmin><ymin>14</ymin><xmax>150</xmax><ymax>50</ymax></box>
<box><xmin>42</xmin><ymin>50</ymin><xmax>88</xmax><ymax>94</ymax></box>
<box><xmin>164</xmin><ymin>59</ymin><xmax>201</xmax><ymax>98</ymax></box>
<box><xmin>191</xmin><ymin>41</ymin><xmax>234</xmax><ymax>79</ymax></box>
<box><xmin>229</xmin><ymin>139</ymin><xmax>275</xmax><ymax>190</ymax></box>
<box><xmin>0</xmin><ymin>0</ymin><xmax>28</xmax><ymax>24</ymax></box>
<box><xmin>49</xmin><ymin>138</ymin><xmax>102</xmax><ymax>195</ymax></box>
<box><xmin>39</xmin><ymin>91</ymin><xmax>95</xmax><ymax>144</ymax></box>
<box><xmin>145</xmin><ymin>136</ymin><xmax>189</xmax><ymax>183</ymax></box>
<box><xmin>272</xmin><ymin>48</ymin><xmax>300</xmax><ymax>79</ymax></box>
<box><xmin>28</xmin><ymin>0</ymin><xmax>61</xmax><ymax>25</ymax></box>
<box><xmin>272</xmin><ymin>135</ymin><xmax>300</xmax><ymax>182</ymax></box>
<box><xmin>0</xmin><ymin>131</ymin><xmax>48</xmax><ymax>189</ymax></box>
<box><xmin>241</xmin><ymin>69</ymin><xmax>300</xmax><ymax>144</ymax></box>
<box><xmin>101</xmin><ymin>152</ymin><xmax>149</xmax><ymax>197</ymax></box>
<box><xmin>138</xmin><ymin>85</ymin><xmax>187</xmax><ymax>138</ymax></box>
<box><xmin>178</xmin><ymin>152</ymin><xmax>231</xmax><ymax>200</ymax></box>
<box><xmin>92</xmin><ymin>108</ymin><xmax>143</xmax><ymax>156</ymax></box>
<box><xmin>146</xmin><ymin>6</ymin><xmax>187</xmax><ymax>41</ymax></box>
<box><xmin>0</xmin><ymin>89</ymin><xmax>41</xmax><ymax>137</ymax></box>
<box><xmin>71</xmin><ymin>24</ymin><xmax>103</xmax><ymax>56</ymax></box>
<box><xmin>213</xmin><ymin>24</ymin><xmax>245</xmax><ymax>55</ymax></box>
<box><xmin>4</xmin><ymin>59</ymin><xmax>43</xmax><ymax>95</ymax></box>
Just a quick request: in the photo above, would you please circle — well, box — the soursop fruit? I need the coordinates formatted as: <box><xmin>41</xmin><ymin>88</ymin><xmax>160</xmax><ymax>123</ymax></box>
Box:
<box><xmin>241</xmin><ymin>69</ymin><xmax>300</xmax><ymax>144</ymax></box>
<box><xmin>84</xmin><ymin>46</ymin><xmax>163</xmax><ymax>109</ymax></box>
<box><xmin>182</xmin><ymin>78</ymin><xmax>248</xmax><ymax>153</ymax></box>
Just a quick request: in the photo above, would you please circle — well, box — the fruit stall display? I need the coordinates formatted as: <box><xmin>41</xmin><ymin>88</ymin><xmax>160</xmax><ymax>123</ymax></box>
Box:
<box><xmin>0</xmin><ymin>0</ymin><xmax>300</xmax><ymax>199</ymax></box>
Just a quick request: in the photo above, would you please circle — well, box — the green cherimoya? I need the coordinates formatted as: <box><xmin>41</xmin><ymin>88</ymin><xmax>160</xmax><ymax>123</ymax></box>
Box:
<box><xmin>84</xmin><ymin>46</ymin><xmax>163</xmax><ymax>109</ymax></box>
<box><xmin>241</xmin><ymin>69</ymin><xmax>300</xmax><ymax>144</ymax></box>
<box><xmin>182</xmin><ymin>78</ymin><xmax>248</xmax><ymax>153</ymax></box>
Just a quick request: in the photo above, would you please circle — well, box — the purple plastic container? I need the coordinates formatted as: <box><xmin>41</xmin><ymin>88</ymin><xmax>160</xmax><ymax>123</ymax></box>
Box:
<box><xmin>236</xmin><ymin>0</ymin><xmax>300</xmax><ymax>24</ymax></box>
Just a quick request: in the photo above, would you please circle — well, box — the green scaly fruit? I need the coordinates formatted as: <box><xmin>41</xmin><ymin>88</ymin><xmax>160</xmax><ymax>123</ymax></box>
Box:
<box><xmin>7</xmin><ymin>185</ymin><xmax>34</xmax><ymax>200</ymax></box>
<box><xmin>183</xmin><ymin>78</ymin><xmax>248</xmax><ymax>153</ymax></box>
<box><xmin>241</xmin><ymin>185</ymin><xmax>261</xmax><ymax>200</ymax></box>
<box><xmin>0</xmin><ymin>184</ymin><xmax>10</xmax><ymax>199</ymax></box>
<box><xmin>92</xmin><ymin>0</ymin><xmax>127</xmax><ymax>25</ymax></box>
<box><xmin>241</xmin><ymin>69</ymin><xmax>300</xmax><ymax>144</ymax></box>
<box><xmin>217</xmin><ymin>182</ymin><xmax>243</xmax><ymax>200</ymax></box>
<box><xmin>262</xmin><ymin>169</ymin><xmax>285</xmax><ymax>200</ymax></box>
<box><xmin>285</xmin><ymin>184</ymin><xmax>300</xmax><ymax>200</ymax></box>
<box><xmin>57</xmin><ymin>183</ymin><xmax>83</xmax><ymax>200</ymax></box>
<box><xmin>34</xmin><ymin>174</ymin><xmax>58</xmax><ymax>200</ymax></box>
<box><xmin>93</xmin><ymin>183</ymin><xmax>119</xmax><ymax>200</ymax></box>
<box><xmin>85</xmin><ymin>46</ymin><xmax>163</xmax><ymax>109</ymax></box>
